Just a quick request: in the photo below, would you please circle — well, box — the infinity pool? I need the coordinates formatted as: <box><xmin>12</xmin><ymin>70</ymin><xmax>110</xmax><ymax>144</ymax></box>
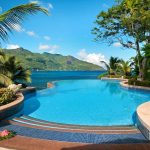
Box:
<box><xmin>22</xmin><ymin>80</ymin><xmax>150</xmax><ymax>126</ymax></box>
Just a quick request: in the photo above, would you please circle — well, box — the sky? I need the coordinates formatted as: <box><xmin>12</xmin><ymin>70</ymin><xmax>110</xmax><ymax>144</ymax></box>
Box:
<box><xmin>0</xmin><ymin>0</ymin><xmax>136</xmax><ymax>67</ymax></box>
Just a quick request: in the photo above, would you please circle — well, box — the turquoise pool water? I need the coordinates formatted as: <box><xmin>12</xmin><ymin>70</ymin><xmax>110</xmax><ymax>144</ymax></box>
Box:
<box><xmin>22</xmin><ymin>80</ymin><xmax>150</xmax><ymax>126</ymax></box>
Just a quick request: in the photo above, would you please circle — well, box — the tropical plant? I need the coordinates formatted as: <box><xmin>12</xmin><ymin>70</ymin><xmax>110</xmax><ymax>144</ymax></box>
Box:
<box><xmin>0</xmin><ymin>2</ymin><xmax>49</xmax><ymax>43</ymax></box>
<box><xmin>100</xmin><ymin>57</ymin><xmax>121</xmax><ymax>75</ymax></box>
<box><xmin>141</xmin><ymin>44</ymin><xmax>150</xmax><ymax>80</ymax></box>
<box><xmin>0</xmin><ymin>50</ymin><xmax>12</xmax><ymax>86</ymax></box>
<box><xmin>0</xmin><ymin>2</ymin><xmax>49</xmax><ymax>86</ymax></box>
<box><xmin>116</xmin><ymin>60</ymin><xmax>131</xmax><ymax>77</ymax></box>
<box><xmin>0</xmin><ymin>52</ymin><xmax>31</xmax><ymax>87</ymax></box>
<box><xmin>129</xmin><ymin>56</ymin><xmax>139</xmax><ymax>77</ymax></box>
<box><xmin>0</xmin><ymin>88</ymin><xmax>16</xmax><ymax>106</ymax></box>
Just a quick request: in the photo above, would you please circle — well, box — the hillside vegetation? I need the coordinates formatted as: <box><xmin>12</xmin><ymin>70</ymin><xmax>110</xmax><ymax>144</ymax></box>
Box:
<box><xmin>4</xmin><ymin>48</ymin><xmax>104</xmax><ymax>71</ymax></box>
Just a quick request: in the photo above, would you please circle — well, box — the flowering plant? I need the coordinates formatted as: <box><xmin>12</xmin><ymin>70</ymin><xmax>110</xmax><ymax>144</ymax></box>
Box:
<box><xmin>0</xmin><ymin>130</ymin><xmax>15</xmax><ymax>140</ymax></box>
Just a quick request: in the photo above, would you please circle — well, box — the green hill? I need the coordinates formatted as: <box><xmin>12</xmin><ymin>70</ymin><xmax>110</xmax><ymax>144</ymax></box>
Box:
<box><xmin>4</xmin><ymin>48</ymin><xmax>104</xmax><ymax>71</ymax></box>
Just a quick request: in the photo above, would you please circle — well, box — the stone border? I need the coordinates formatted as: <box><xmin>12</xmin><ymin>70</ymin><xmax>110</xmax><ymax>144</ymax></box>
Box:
<box><xmin>120</xmin><ymin>81</ymin><xmax>150</xmax><ymax>91</ymax></box>
<box><xmin>47</xmin><ymin>82</ymin><xmax>54</xmax><ymax>88</ymax></box>
<box><xmin>20</xmin><ymin>87</ymin><xmax>36</xmax><ymax>95</ymax></box>
<box><xmin>101</xmin><ymin>77</ymin><xmax>127</xmax><ymax>81</ymax></box>
<box><xmin>0</xmin><ymin>93</ymin><xmax>24</xmax><ymax>120</ymax></box>
<box><xmin>137</xmin><ymin>102</ymin><xmax>150</xmax><ymax>140</ymax></box>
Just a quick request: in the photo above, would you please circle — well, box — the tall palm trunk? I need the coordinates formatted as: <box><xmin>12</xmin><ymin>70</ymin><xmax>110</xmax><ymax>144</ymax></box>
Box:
<box><xmin>135</xmin><ymin>40</ymin><xmax>143</xmax><ymax>80</ymax></box>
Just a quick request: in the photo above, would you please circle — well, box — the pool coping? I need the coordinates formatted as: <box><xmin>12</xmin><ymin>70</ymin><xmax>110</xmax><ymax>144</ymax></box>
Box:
<box><xmin>20</xmin><ymin>87</ymin><xmax>36</xmax><ymax>94</ymax></box>
<box><xmin>120</xmin><ymin>81</ymin><xmax>150</xmax><ymax>91</ymax></box>
<box><xmin>137</xmin><ymin>102</ymin><xmax>150</xmax><ymax>140</ymax></box>
<box><xmin>0</xmin><ymin>93</ymin><xmax>24</xmax><ymax>120</ymax></box>
<box><xmin>101</xmin><ymin>77</ymin><xmax>127</xmax><ymax>81</ymax></box>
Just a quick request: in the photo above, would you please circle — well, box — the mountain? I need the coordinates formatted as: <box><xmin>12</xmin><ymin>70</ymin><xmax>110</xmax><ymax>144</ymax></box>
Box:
<box><xmin>4</xmin><ymin>48</ymin><xmax>104</xmax><ymax>71</ymax></box>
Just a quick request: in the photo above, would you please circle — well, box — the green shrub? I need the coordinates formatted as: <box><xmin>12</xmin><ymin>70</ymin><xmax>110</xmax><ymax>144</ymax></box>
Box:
<box><xmin>0</xmin><ymin>88</ymin><xmax>16</xmax><ymax>106</ymax></box>
<box><xmin>108</xmin><ymin>75</ymin><xmax>122</xmax><ymax>78</ymax></box>
<box><xmin>128</xmin><ymin>79</ymin><xmax>150</xmax><ymax>87</ymax></box>
<box><xmin>123</xmin><ymin>76</ymin><xmax>132</xmax><ymax>79</ymax></box>
<box><xmin>97</xmin><ymin>73</ymin><xmax>108</xmax><ymax>79</ymax></box>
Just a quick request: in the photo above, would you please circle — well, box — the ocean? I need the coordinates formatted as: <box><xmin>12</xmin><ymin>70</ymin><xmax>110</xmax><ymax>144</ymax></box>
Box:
<box><xmin>29</xmin><ymin>71</ymin><xmax>105</xmax><ymax>89</ymax></box>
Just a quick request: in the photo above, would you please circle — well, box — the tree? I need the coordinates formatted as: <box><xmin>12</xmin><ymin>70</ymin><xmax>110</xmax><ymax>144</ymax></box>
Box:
<box><xmin>0</xmin><ymin>52</ymin><xmax>31</xmax><ymax>87</ymax></box>
<box><xmin>93</xmin><ymin>0</ymin><xmax>150</xmax><ymax>79</ymax></box>
<box><xmin>101</xmin><ymin>56</ymin><xmax>121</xmax><ymax>75</ymax></box>
<box><xmin>116</xmin><ymin>60</ymin><xmax>131</xmax><ymax>77</ymax></box>
<box><xmin>141</xmin><ymin>44</ymin><xmax>150</xmax><ymax>80</ymax></box>
<box><xmin>0</xmin><ymin>2</ymin><xmax>49</xmax><ymax>43</ymax></box>
<box><xmin>129</xmin><ymin>56</ymin><xmax>139</xmax><ymax>77</ymax></box>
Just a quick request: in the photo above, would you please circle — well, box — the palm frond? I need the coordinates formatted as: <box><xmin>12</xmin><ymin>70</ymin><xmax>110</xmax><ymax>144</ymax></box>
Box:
<box><xmin>100</xmin><ymin>61</ymin><xmax>110</xmax><ymax>72</ymax></box>
<box><xmin>0</xmin><ymin>2</ymin><xmax>49</xmax><ymax>42</ymax></box>
<box><xmin>0</xmin><ymin>73</ymin><xmax>13</xmax><ymax>87</ymax></box>
<box><xmin>13</xmin><ymin>69</ymin><xmax>31</xmax><ymax>83</ymax></box>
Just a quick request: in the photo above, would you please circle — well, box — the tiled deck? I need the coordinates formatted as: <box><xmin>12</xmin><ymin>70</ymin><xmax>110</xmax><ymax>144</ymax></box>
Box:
<box><xmin>0</xmin><ymin>135</ymin><xmax>150</xmax><ymax>150</ymax></box>
<box><xmin>0</xmin><ymin>116</ymin><xmax>150</xmax><ymax>150</ymax></box>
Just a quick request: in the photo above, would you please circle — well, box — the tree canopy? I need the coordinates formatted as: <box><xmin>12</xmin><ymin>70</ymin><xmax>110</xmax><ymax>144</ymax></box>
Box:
<box><xmin>93</xmin><ymin>0</ymin><xmax>150</xmax><ymax>79</ymax></box>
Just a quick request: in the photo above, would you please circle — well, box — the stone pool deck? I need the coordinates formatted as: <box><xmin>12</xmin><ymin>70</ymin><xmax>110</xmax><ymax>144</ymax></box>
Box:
<box><xmin>1</xmin><ymin>135</ymin><xmax>150</xmax><ymax>150</ymax></box>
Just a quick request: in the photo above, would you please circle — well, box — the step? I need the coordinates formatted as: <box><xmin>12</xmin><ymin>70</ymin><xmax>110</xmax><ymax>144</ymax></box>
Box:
<box><xmin>11</xmin><ymin>116</ymin><xmax>139</xmax><ymax>134</ymax></box>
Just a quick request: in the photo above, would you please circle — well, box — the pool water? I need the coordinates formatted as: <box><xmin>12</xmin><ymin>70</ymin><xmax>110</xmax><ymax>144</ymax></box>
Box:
<box><xmin>22</xmin><ymin>80</ymin><xmax>150</xmax><ymax>126</ymax></box>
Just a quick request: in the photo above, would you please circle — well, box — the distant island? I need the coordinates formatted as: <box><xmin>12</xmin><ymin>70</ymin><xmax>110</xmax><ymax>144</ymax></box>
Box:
<box><xmin>4</xmin><ymin>48</ymin><xmax>104</xmax><ymax>71</ymax></box>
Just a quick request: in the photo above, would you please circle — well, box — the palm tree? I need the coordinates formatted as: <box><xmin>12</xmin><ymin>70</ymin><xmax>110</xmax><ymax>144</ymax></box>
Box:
<box><xmin>0</xmin><ymin>51</ymin><xmax>13</xmax><ymax>86</ymax></box>
<box><xmin>101</xmin><ymin>57</ymin><xmax>121</xmax><ymax>75</ymax></box>
<box><xmin>129</xmin><ymin>56</ymin><xmax>139</xmax><ymax>77</ymax></box>
<box><xmin>0</xmin><ymin>52</ymin><xmax>31</xmax><ymax>87</ymax></box>
<box><xmin>0</xmin><ymin>2</ymin><xmax>49</xmax><ymax>43</ymax></box>
<box><xmin>0</xmin><ymin>2</ymin><xmax>48</xmax><ymax>86</ymax></box>
<box><xmin>116</xmin><ymin>60</ymin><xmax>131</xmax><ymax>77</ymax></box>
<box><xmin>142</xmin><ymin>44</ymin><xmax>150</xmax><ymax>80</ymax></box>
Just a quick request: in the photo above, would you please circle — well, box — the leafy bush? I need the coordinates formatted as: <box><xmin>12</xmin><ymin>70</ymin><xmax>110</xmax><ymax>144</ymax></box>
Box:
<box><xmin>97</xmin><ymin>73</ymin><xmax>108</xmax><ymax>79</ymax></box>
<box><xmin>123</xmin><ymin>76</ymin><xmax>133</xmax><ymax>79</ymax></box>
<box><xmin>0</xmin><ymin>88</ymin><xmax>16</xmax><ymax>106</ymax></box>
<box><xmin>128</xmin><ymin>79</ymin><xmax>150</xmax><ymax>87</ymax></box>
<box><xmin>97</xmin><ymin>73</ymin><xmax>124</xmax><ymax>79</ymax></box>
<box><xmin>107</xmin><ymin>75</ymin><xmax>122</xmax><ymax>78</ymax></box>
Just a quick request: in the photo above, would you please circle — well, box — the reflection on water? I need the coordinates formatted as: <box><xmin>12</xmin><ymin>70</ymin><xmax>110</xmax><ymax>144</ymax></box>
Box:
<box><xmin>20</xmin><ymin>80</ymin><xmax>150</xmax><ymax>126</ymax></box>
<box><xmin>21</xmin><ymin>94</ymin><xmax>40</xmax><ymax>115</ymax></box>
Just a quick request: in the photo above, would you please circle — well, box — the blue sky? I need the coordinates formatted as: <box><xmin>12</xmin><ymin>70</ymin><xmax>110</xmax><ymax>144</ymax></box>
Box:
<box><xmin>0</xmin><ymin>0</ymin><xmax>136</xmax><ymax>66</ymax></box>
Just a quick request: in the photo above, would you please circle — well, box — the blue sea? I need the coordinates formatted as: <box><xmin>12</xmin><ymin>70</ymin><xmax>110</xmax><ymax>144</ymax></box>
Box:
<box><xmin>29</xmin><ymin>71</ymin><xmax>105</xmax><ymax>89</ymax></box>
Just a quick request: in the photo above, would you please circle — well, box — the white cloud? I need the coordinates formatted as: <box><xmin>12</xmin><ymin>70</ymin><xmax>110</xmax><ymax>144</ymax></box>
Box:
<box><xmin>39</xmin><ymin>44</ymin><xmax>59</xmax><ymax>53</ymax></box>
<box><xmin>77</xmin><ymin>49</ymin><xmax>106</xmax><ymax>67</ymax></box>
<box><xmin>113</xmin><ymin>42</ymin><xmax>122</xmax><ymax>47</ymax></box>
<box><xmin>29</xmin><ymin>1</ymin><xmax>53</xmax><ymax>10</ymax></box>
<box><xmin>14</xmin><ymin>26</ymin><xmax>38</xmax><ymax>38</ymax></box>
<box><xmin>48</xmin><ymin>3</ymin><xmax>53</xmax><ymax>10</ymax></box>
<box><xmin>7</xmin><ymin>44</ymin><xmax>20</xmax><ymax>49</ymax></box>
<box><xmin>29</xmin><ymin>0</ymin><xmax>40</xmax><ymax>3</ymax></box>
<box><xmin>26</xmin><ymin>31</ymin><xmax>37</xmax><ymax>37</ymax></box>
<box><xmin>13</xmin><ymin>24</ymin><xmax>25</xmax><ymax>32</ymax></box>
<box><xmin>44</xmin><ymin>36</ymin><xmax>51</xmax><ymax>41</ymax></box>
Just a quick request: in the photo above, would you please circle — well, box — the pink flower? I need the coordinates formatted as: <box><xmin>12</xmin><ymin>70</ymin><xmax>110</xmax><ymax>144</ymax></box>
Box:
<box><xmin>0</xmin><ymin>130</ymin><xmax>10</xmax><ymax>137</ymax></box>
